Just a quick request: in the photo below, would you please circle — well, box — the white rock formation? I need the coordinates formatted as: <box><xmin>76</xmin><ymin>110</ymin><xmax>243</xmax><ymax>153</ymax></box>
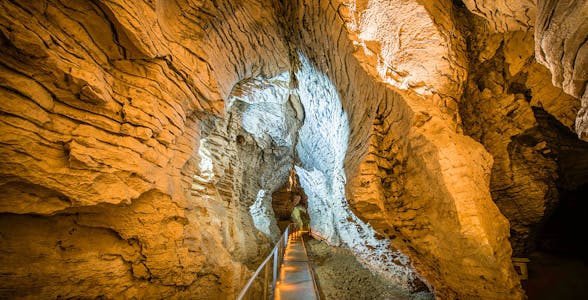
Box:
<box><xmin>294</xmin><ymin>53</ymin><xmax>424</xmax><ymax>290</ymax></box>
<box><xmin>229</xmin><ymin>73</ymin><xmax>299</xmax><ymax>241</ymax></box>
<box><xmin>250</xmin><ymin>189</ymin><xmax>279</xmax><ymax>240</ymax></box>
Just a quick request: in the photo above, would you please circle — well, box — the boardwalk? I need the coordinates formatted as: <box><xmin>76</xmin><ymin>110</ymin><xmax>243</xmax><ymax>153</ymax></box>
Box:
<box><xmin>274</xmin><ymin>232</ymin><xmax>319</xmax><ymax>300</ymax></box>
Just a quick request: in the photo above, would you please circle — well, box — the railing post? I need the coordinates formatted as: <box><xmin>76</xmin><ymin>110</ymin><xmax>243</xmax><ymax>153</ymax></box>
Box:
<box><xmin>284</xmin><ymin>225</ymin><xmax>289</xmax><ymax>248</ymax></box>
<box><xmin>263</xmin><ymin>262</ymin><xmax>269</xmax><ymax>300</ymax></box>
<box><xmin>278</xmin><ymin>237</ymin><xmax>283</xmax><ymax>271</ymax></box>
<box><xmin>272</xmin><ymin>246</ymin><xmax>278</xmax><ymax>293</ymax></box>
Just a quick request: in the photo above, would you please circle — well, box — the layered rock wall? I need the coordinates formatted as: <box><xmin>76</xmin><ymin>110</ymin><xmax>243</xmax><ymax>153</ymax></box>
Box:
<box><xmin>0</xmin><ymin>0</ymin><xmax>290</xmax><ymax>298</ymax></box>
<box><xmin>535</xmin><ymin>0</ymin><xmax>588</xmax><ymax>140</ymax></box>
<box><xmin>1</xmin><ymin>0</ymin><xmax>586</xmax><ymax>299</ymax></box>
<box><xmin>461</xmin><ymin>0</ymin><xmax>588</xmax><ymax>140</ymax></box>
<box><xmin>288</xmin><ymin>0</ymin><xmax>523</xmax><ymax>298</ymax></box>
<box><xmin>457</xmin><ymin>1</ymin><xmax>584</xmax><ymax>256</ymax></box>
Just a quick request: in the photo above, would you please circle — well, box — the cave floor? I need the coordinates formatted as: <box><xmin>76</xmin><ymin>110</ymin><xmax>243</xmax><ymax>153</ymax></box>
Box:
<box><xmin>304</xmin><ymin>238</ymin><xmax>433</xmax><ymax>300</ymax></box>
<box><xmin>524</xmin><ymin>251</ymin><xmax>588</xmax><ymax>300</ymax></box>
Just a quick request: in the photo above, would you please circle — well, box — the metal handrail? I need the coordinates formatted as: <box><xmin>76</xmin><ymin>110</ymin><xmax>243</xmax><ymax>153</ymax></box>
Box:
<box><xmin>237</xmin><ymin>223</ymin><xmax>299</xmax><ymax>300</ymax></box>
<box><xmin>299</xmin><ymin>229</ymin><xmax>321</xmax><ymax>300</ymax></box>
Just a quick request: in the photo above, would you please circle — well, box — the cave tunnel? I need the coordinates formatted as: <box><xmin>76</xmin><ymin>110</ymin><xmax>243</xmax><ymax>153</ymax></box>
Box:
<box><xmin>0</xmin><ymin>0</ymin><xmax>587</xmax><ymax>299</ymax></box>
<box><xmin>271</xmin><ymin>168</ymin><xmax>309</xmax><ymax>232</ymax></box>
<box><xmin>521</xmin><ymin>108</ymin><xmax>588</xmax><ymax>299</ymax></box>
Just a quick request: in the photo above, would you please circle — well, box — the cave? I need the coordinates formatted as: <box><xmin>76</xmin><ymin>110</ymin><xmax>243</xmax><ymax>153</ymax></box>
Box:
<box><xmin>271</xmin><ymin>169</ymin><xmax>308</xmax><ymax>230</ymax></box>
<box><xmin>0</xmin><ymin>0</ymin><xmax>587</xmax><ymax>299</ymax></box>
<box><xmin>521</xmin><ymin>107</ymin><xmax>588</xmax><ymax>299</ymax></box>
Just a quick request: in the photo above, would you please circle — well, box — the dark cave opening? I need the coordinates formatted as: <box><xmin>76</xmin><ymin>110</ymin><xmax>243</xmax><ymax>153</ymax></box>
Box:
<box><xmin>536</xmin><ymin>183</ymin><xmax>588</xmax><ymax>259</ymax></box>
<box><xmin>533</xmin><ymin>106</ymin><xmax>588</xmax><ymax>260</ymax></box>
<box><xmin>525</xmin><ymin>183</ymin><xmax>588</xmax><ymax>300</ymax></box>
<box><xmin>523</xmin><ymin>108</ymin><xmax>588</xmax><ymax>299</ymax></box>
<box><xmin>271</xmin><ymin>168</ymin><xmax>309</xmax><ymax>232</ymax></box>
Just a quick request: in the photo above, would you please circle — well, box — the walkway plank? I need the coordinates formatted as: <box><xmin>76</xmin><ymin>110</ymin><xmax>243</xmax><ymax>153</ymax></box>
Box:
<box><xmin>275</xmin><ymin>233</ymin><xmax>319</xmax><ymax>300</ymax></box>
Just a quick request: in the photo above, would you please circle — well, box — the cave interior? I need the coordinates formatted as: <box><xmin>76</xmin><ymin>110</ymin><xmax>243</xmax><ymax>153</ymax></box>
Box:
<box><xmin>0</xmin><ymin>0</ymin><xmax>587</xmax><ymax>299</ymax></box>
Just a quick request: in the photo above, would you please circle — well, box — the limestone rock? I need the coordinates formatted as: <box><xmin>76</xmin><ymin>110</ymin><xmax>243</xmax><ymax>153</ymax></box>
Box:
<box><xmin>463</xmin><ymin>0</ymin><xmax>588</xmax><ymax>141</ymax></box>
<box><xmin>0</xmin><ymin>0</ymin><xmax>290</xmax><ymax>298</ymax></box>
<box><xmin>289</xmin><ymin>1</ymin><xmax>523</xmax><ymax>298</ymax></box>
<box><xmin>272</xmin><ymin>170</ymin><xmax>306</xmax><ymax>220</ymax></box>
<box><xmin>459</xmin><ymin>12</ymin><xmax>581</xmax><ymax>257</ymax></box>
<box><xmin>462</xmin><ymin>0</ymin><xmax>537</xmax><ymax>32</ymax></box>
<box><xmin>292</xmin><ymin>52</ymin><xmax>427</xmax><ymax>292</ymax></box>
<box><xmin>1</xmin><ymin>0</ymin><xmax>586</xmax><ymax>299</ymax></box>
<box><xmin>338</xmin><ymin>0</ymin><xmax>467</xmax><ymax>100</ymax></box>
<box><xmin>534</xmin><ymin>0</ymin><xmax>588</xmax><ymax>140</ymax></box>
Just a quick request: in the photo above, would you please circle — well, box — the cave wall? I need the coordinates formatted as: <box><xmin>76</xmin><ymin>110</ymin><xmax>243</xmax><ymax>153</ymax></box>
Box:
<box><xmin>0</xmin><ymin>0</ymin><xmax>290</xmax><ymax>298</ymax></box>
<box><xmin>535</xmin><ymin>0</ymin><xmax>588</xmax><ymax>140</ymax></box>
<box><xmin>271</xmin><ymin>170</ymin><xmax>307</xmax><ymax>221</ymax></box>
<box><xmin>462</xmin><ymin>0</ymin><xmax>588</xmax><ymax>141</ymax></box>
<box><xmin>293</xmin><ymin>52</ymin><xmax>427</xmax><ymax>292</ymax></box>
<box><xmin>288</xmin><ymin>0</ymin><xmax>522</xmax><ymax>298</ymax></box>
<box><xmin>0</xmin><ymin>0</ymin><xmax>586</xmax><ymax>299</ymax></box>
<box><xmin>456</xmin><ymin>0</ymin><xmax>584</xmax><ymax>258</ymax></box>
<box><xmin>288</xmin><ymin>0</ymin><xmax>586</xmax><ymax>298</ymax></box>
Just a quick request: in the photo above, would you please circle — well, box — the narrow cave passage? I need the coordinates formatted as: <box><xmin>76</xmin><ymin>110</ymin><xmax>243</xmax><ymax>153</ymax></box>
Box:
<box><xmin>271</xmin><ymin>168</ymin><xmax>309</xmax><ymax>232</ymax></box>
<box><xmin>522</xmin><ymin>109</ymin><xmax>588</xmax><ymax>299</ymax></box>
<box><xmin>270</xmin><ymin>169</ymin><xmax>432</xmax><ymax>300</ymax></box>
<box><xmin>234</xmin><ymin>52</ymin><xmax>431</xmax><ymax>299</ymax></box>
<box><xmin>1</xmin><ymin>0</ymin><xmax>587</xmax><ymax>299</ymax></box>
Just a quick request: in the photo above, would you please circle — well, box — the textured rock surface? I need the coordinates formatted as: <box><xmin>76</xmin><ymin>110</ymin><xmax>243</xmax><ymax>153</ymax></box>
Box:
<box><xmin>534</xmin><ymin>0</ymin><xmax>588</xmax><ymax>140</ymax></box>
<box><xmin>462</xmin><ymin>0</ymin><xmax>537</xmax><ymax>32</ymax></box>
<box><xmin>0</xmin><ymin>0</ymin><xmax>289</xmax><ymax>298</ymax></box>
<box><xmin>457</xmin><ymin>2</ymin><xmax>583</xmax><ymax>257</ymax></box>
<box><xmin>1</xmin><ymin>0</ymin><xmax>586</xmax><ymax>299</ymax></box>
<box><xmin>341</xmin><ymin>0</ymin><xmax>467</xmax><ymax>99</ymax></box>
<box><xmin>289</xmin><ymin>1</ymin><xmax>523</xmax><ymax>298</ymax></box>
<box><xmin>293</xmin><ymin>52</ymin><xmax>427</xmax><ymax>292</ymax></box>
<box><xmin>271</xmin><ymin>170</ymin><xmax>306</xmax><ymax>220</ymax></box>
<box><xmin>462</xmin><ymin>0</ymin><xmax>588</xmax><ymax>140</ymax></box>
<box><xmin>224</xmin><ymin>73</ymin><xmax>301</xmax><ymax>240</ymax></box>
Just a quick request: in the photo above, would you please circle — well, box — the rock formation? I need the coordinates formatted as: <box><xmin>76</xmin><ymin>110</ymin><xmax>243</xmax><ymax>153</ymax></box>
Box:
<box><xmin>271</xmin><ymin>169</ymin><xmax>306</xmax><ymax>221</ymax></box>
<box><xmin>0</xmin><ymin>0</ymin><xmax>586</xmax><ymax>299</ymax></box>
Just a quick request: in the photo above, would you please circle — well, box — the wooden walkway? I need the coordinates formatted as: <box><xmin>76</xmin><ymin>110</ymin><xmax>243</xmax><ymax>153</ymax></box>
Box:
<box><xmin>274</xmin><ymin>232</ymin><xmax>319</xmax><ymax>300</ymax></box>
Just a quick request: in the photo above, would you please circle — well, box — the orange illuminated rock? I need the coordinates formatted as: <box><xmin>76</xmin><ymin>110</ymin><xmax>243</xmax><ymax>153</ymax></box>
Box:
<box><xmin>0</xmin><ymin>0</ymin><xmax>586</xmax><ymax>299</ymax></box>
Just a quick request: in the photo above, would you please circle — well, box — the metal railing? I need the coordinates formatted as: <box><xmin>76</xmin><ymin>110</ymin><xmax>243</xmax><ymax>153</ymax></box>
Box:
<box><xmin>237</xmin><ymin>223</ymin><xmax>300</xmax><ymax>300</ymax></box>
<box><xmin>299</xmin><ymin>229</ymin><xmax>322</xmax><ymax>300</ymax></box>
